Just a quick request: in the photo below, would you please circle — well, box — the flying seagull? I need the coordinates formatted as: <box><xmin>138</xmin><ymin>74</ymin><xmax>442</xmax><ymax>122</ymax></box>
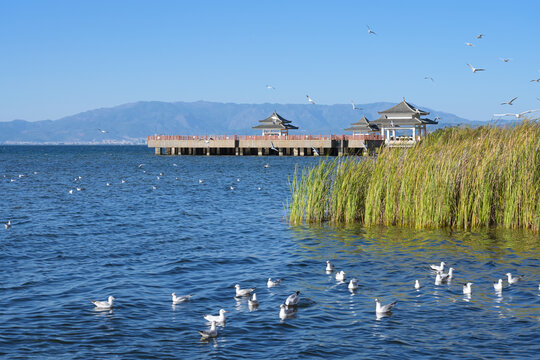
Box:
<box><xmin>312</xmin><ymin>146</ymin><xmax>319</xmax><ymax>156</ymax></box>
<box><xmin>350</xmin><ymin>100</ymin><xmax>362</xmax><ymax>110</ymax></box>
<box><xmin>266</xmin><ymin>85</ymin><xmax>275</xmax><ymax>90</ymax></box>
<box><xmin>366</xmin><ymin>25</ymin><xmax>376</xmax><ymax>35</ymax></box>
<box><xmin>306</xmin><ymin>95</ymin><xmax>316</xmax><ymax>104</ymax></box>
<box><xmin>98</xmin><ymin>128</ymin><xmax>108</xmax><ymax>134</ymax></box>
<box><xmin>424</xmin><ymin>76</ymin><xmax>435</xmax><ymax>82</ymax></box>
<box><xmin>270</xmin><ymin>141</ymin><xmax>278</xmax><ymax>153</ymax></box>
<box><xmin>537</xmin><ymin>97</ymin><xmax>540</xmax><ymax>103</ymax></box>
<box><xmin>465</xmin><ymin>42</ymin><xmax>474</xmax><ymax>47</ymax></box>
<box><xmin>467</xmin><ymin>63</ymin><xmax>485</xmax><ymax>73</ymax></box>
<box><xmin>500</xmin><ymin>58</ymin><xmax>511</xmax><ymax>63</ymax></box>
<box><xmin>500</xmin><ymin>97</ymin><xmax>518</xmax><ymax>105</ymax></box>
<box><xmin>476</xmin><ymin>34</ymin><xmax>484</xmax><ymax>39</ymax></box>
<box><xmin>493</xmin><ymin>109</ymin><xmax>540</xmax><ymax>119</ymax></box>
<box><xmin>530</xmin><ymin>78</ymin><xmax>540</xmax><ymax>82</ymax></box>
<box><xmin>326</xmin><ymin>260</ymin><xmax>334</xmax><ymax>272</ymax></box>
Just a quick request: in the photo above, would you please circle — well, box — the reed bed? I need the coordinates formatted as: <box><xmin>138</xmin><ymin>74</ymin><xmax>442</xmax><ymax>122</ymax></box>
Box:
<box><xmin>288</xmin><ymin>120</ymin><xmax>539</xmax><ymax>232</ymax></box>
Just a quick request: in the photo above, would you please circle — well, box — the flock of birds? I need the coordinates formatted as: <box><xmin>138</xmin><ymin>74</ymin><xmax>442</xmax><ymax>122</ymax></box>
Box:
<box><xmin>83</xmin><ymin>258</ymin><xmax>539</xmax><ymax>341</ymax></box>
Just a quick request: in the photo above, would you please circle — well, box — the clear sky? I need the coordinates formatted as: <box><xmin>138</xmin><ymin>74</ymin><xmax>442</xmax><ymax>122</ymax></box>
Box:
<box><xmin>1</xmin><ymin>0</ymin><xmax>539</xmax><ymax>122</ymax></box>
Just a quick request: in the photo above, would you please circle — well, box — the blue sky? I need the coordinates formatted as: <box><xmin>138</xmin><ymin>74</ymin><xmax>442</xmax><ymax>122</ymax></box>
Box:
<box><xmin>1</xmin><ymin>0</ymin><xmax>539</xmax><ymax>122</ymax></box>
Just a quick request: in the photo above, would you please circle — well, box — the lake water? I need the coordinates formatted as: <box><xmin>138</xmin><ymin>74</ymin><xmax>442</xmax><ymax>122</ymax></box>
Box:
<box><xmin>1</xmin><ymin>146</ymin><xmax>539</xmax><ymax>359</ymax></box>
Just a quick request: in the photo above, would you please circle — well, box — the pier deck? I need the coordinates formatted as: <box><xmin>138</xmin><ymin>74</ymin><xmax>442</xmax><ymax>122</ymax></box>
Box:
<box><xmin>148</xmin><ymin>135</ymin><xmax>384</xmax><ymax>156</ymax></box>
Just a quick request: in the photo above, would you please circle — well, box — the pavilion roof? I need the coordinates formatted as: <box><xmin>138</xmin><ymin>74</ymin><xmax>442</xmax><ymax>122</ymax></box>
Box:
<box><xmin>378</xmin><ymin>99</ymin><xmax>429</xmax><ymax>116</ymax></box>
<box><xmin>252</xmin><ymin>112</ymin><xmax>298</xmax><ymax>130</ymax></box>
<box><xmin>344</xmin><ymin>115</ymin><xmax>379</xmax><ymax>131</ymax></box>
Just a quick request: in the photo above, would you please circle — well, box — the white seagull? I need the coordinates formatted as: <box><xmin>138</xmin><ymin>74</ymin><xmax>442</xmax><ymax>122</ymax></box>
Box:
<box><xmin>203</xmin><ymin>309</ymin><xmax>227</xmax><ymax>323</ymax></box>
<box><xmin>4</xmin><ymin>220</ymin><xmax>11</xmax><ymax>229</ymax></box>
<box><xmin>500</xmin><ymin>97</ymin><xmax>518</xmax><ymax>105</ymax></box>
<box><xmin>530</xmin><ymin>78</ymin><xmax>540</xmax><ymax>82</ymax></box>
<box><xmin>68</xmin><ymin>189</ymin><xmax>73</xmax><ymax>194</ymax></box>
<box><xmin>465</xmin><ymin>42</ymin><xmax>474</xmax><ymax>47</ymax></box>
<box><xmin>325</xmin><ymin>260</ymin><xmax>335</xmax><ymax>272</ymax></box>
<box><xmin>375</xmin><ymin>298</ymin><xmax>397</xmax><ymax>314</ymax></box>
<box><xmin>198</xmin><ymin>179</ymin><xmax>204</xmax><ymax>183</ymax></box>
<box><xmin>348</xmin><ymin>278</ymin><xmax>359</xmax><ymax>290</ymax></box>
<box><xmin>306</xmin><ymin>95</ymin><xmax>316</xmax><ymax>104</ymax></box>
<box><xmin>335</xmin><ymin>270</ymin><xmax>346</xmax><ymax>282</ymax></box>
<box><xmin>350</xmin><ymin>100</ymin><xmax>362</xmax><ymax>110</ymax></box>
<box><xmin>267</xmin><ymin>278</ymin><xmax>283</xmax><ymax>287</ymax></box>
<box><xmin>467</xmin><ymin>63</ymin><xmax>485</xmax><ymax>73</ymax></box>
<box><xmin>235</xmin><ymin>284</ymin><xmax>256</xmax><ymax>297</ymax></box>
<box><xmin>172</xmin><ymin>293</ymin><xmax>193</xmax><ymax>304</ymax></box>
<box><xmin>264</xmin><ymin>163</ymin><xmax>270</xmax><ymax>168</ymax></box>
<box><xmin>279</xmin><ymin>303</ymin><xmax>296</xmax><ymax>319</ymax></box>
<box><xmin>121</xmin><ymin>179</ymin><xmax>126</xmax><ymax>184</ymax></box>
<box><xmin>476</xmin><ymin>34</ymin><xmax>484</xmax><ymax>39</ymax></box>
<box><xmin>500</xmin><ymin>58</ymin><xmax>511</xmax><ymax>63</ymax></box>
<box><xmin>430</xmin><ymin>261</ymin><xmax>445</xmax><ymax>272</ymax></box>
<box><xmin>414</xmin><ymin>280</ymin><xmax>421</xmax><ymax>290</ymax></box>
<box><xmin>506</xmin><ymin>273</ymin><xmax>523</xmax><ymax>285</ymax></box>
<box><xmin>248</xmin><ymin>293</ymin><xmax>259</xmax><ymax>307</ymax></box>
<box><xmin>366</xmin><ymin>25</ymin><xmax>376</xmax><ymax>35</ymax></box>
<box><xmin>198</xmin><ymin>321</ymin><xmax>218</xmax><ymax>339</ymax></box>
<box><xmin>463</xmin><ymin>282</ymin><xmax>473</xmax><ymax>295</ymax></box>
<box><xmin>312</xmin><ymin>146</ymin><xmax>319</xmax><ymax>156</ymax></box>
<box><xmin>285</xmin><ymin>291</ymin><xmax>300</xmax><ymax>307</ymax></box>
<box><xmin>266</xmin><ymin>85</ymin><xmax>275</xmax><ymax>90</ymax></box>
<box><xmin>493</xmin><ymin>110</ymin><xmax>540</xmax><ymax>119</ymax></box>
<box><xmin>270</xmin><ymin>141</ymin><xmax>278</xmax><ymax>153</ymax></box>
<box><xmin>90</xmin><ymin>296</ymin><xmax>115</xmax><ymax>309</ymax></box>
<box><xmin>493</xmin><ymin>279</ymin><xmax>503</xmax><ymax>291</ymax></box>
<box><xmin>98</xmin><ymin>128</ymin><xmax>108</xmax><ymax>134</ymax></box>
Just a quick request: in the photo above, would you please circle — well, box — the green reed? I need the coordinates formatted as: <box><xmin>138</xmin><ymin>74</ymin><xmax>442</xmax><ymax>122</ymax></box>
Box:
<box><xmin>288</xmin><ymin>120</ymin><xmax>539</xmax><ymax>232</ymax></box>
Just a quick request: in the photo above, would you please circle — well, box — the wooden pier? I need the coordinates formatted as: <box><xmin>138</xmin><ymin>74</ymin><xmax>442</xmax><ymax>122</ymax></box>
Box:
<box><xmin>148</xmin><ymin>134</ymin><xmax>384</xmax><ymax>156</ymax></box>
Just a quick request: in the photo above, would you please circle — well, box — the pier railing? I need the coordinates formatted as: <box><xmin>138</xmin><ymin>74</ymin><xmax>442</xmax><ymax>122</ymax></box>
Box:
<box><xmin>147</xmin><ymin>134</ymin><xmax>383</xmax><ymax>141</ymax></box>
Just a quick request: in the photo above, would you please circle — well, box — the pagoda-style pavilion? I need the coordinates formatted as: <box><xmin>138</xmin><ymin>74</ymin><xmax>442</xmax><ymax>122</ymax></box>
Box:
<box><xmin>370</xmin><ymin>99</ymin><xmax>438</xmax><ymax>146</ymax></box>
<box><xmin>344</xmin><ymin>115</ymin><xmax>379</xmax><ymax>135</ymax></box>
<box><xmin>252</xmin><ymin>111</ymin><xmax>299</xmax><ymax>136</ymax></box>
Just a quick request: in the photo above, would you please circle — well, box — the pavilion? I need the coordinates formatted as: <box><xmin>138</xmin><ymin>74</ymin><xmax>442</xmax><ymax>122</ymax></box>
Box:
<box><xmin>252</xmin><ymin>111</ymin><xmax>299</xmax><ymax>136</ymax></box>
<box><xmin>370</xmin><ymin>99</ymin><xmax>438</xmax><ymax>145</ymax></box>
<box><xmin>344</xmin><ymin>115</ymin><xmax>379</xmax><ymax>135</ymax></box>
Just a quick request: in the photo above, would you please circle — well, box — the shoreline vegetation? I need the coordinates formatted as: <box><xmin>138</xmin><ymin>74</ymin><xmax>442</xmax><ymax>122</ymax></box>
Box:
<box><xmin>288</xmin><ymin>120</ymin><xmax>539</xmax><ymax>232</ymax></box>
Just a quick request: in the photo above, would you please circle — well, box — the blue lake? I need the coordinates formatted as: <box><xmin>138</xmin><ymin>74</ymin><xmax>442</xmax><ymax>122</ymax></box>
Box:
<box><xmin>0</xmin><ymin>146</ymin><xmax>539</xmax><ymax>359</ymax></box>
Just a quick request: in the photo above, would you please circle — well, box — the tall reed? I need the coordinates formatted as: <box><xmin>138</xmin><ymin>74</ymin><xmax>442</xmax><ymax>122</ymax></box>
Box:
<box><xmin>288</xmin><ymin>120</ymin><xmax>539</xmax><ymax>232</ymax></box>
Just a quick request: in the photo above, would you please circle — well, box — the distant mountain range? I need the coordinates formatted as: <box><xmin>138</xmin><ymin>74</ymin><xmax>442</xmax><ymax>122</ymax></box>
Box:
<box><xmin>0</xmin><ymin>100</ymin><xmax>488</xmax><ymax>144</ymax></box>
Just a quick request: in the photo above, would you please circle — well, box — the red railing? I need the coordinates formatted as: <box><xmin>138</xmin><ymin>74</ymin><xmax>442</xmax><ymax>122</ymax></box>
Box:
<box><xmin>148</xmin><ymin>134</ymin><xmax>383</xmax><ymax>141</ymax></box>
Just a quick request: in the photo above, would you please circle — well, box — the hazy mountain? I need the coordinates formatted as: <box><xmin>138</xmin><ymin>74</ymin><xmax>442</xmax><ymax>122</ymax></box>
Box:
<box><xmin>0</xmin><ymin>100</ymin><xmax>484</xmax><ymax>144</ymax></box>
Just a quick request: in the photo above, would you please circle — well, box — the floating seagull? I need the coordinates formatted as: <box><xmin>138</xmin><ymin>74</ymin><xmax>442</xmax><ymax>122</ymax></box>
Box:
<box><xmin>198</xmin><ymin>321</ymin><xmax>218</xmax><ymax>339</ymax></box>
<box><xmin>500</xmin><ymin>96</ymin><xmax>518</xmax><ymax>105</ymax></box>
<box><xmin>229</xmin><ymin>186</ymin><xmax>235</xmax><ymax>190</ymax></box>
<box><xmin>4</xmin><ymin>220</ymin><xmax>11</xmax><ymax>229</ymax></box>
<box><xmin>264</xmin><ymin>163</ymin><xmax>270</xmax><ymax>168</ymax></box>
<box><xmin>266</xmin><ymin>85</ymin><xmax>275</xmax><ymax>90</ymax></box>
<box><xmin>493</xmin><ymin>110</ymin><xmax>540</xmax><ymax>119</ymax></box>
<box><xmin>375</xmin><ymin>298</ymin><xmax>397</xmax><ymax>314</ymax></box>
<box><xmin>506</xmin><ymin>273</ymin><xmax>524</xmax><ymax>285</ymax></box>
<box><xmin>270</xmin><ymin>142</ymin><xmax>278</xmax><ymax>153</ymax></box>
<box><xmin>248</xmin><ymin>293</ymin><xmax>258</xmax><ymax>307</ymax></box>
<box><xmin>68</xmin><ymin>189</ymin><xmax>73</xmax><ymax>194</ymax></box>
<box><xmin>236</xmin><ymin>178</ymin><xmax>240</xmax><ymax>182</ymax></box>
<box><xmin>90</xmin><ymin>296</ymin><xmax>115</xmax><ymax>309</ymax></box>
<box><xmin>156</xmin><ymin>176</ymin><xmax>160</xmax><ymax>180</ymax></box>
<box><xmin>312</xmin><ymin>146</ymin><xmax>319</xmax><ymax>156</ymax></box>
<box><xmin>348</xmin><ymin>278</ymin><xmax>359</xmax><ymax>290</ymax></box>
<box><xmin>476</xmin><ymin>34</ymin><xmax>484</xmax><ymax>39</ymax></box>
<box><xmin>76</xmin><ymin>187</ymin><xmax>82</xmax><ymax>191</ymax></box>
<box><xmin>152</xmin><ymin>186</ymin><xmax>157</xmax><ymax>190</ymax></box>
<box><xmin>467</xmin><ymin>63</ymin><xmax>485</xmax><ymax>73</ymax></box>
<box><xmin>172</xmin><ymin>293</ymin><xmax>193</xmax><ymax>304</ymax></box>
<box><xmin>430</xmin><ymin>261</ymin><xmax>445</xmax><ymax>272</ymax></box>
<box><xmin>121</xmin><ymin>179</ymin><xmax>126</xmax><ymax>183</ymax></box>
<box><xmin>366</xmin><ymin>25</ymin><xmax>376</xmax><ymax>35</ymax></box>
<box><xmin>424</xmin><ymin>76</ymin><xmax>435</xmax><ymax>82</ymax></box>
<box><xmin>285</xmin><ymin>291</ymin><xmax>300</xmax><ymax>307</ymax></box>
<box><xmin>203</xmin><ymin>309</ymin><xmax>227</xmax><ymax>323</ymax></box>
<box><xmin>306</xmin><ymin>95</ymin><xmax>316</xmax><ymax>104</ymax></box>
<box><xmin>335</xmin><ymin>270</ymin><xmax>346</xmax><ymax>282</ymax></box>
<box><xmin>465</xmin><ymin>42</ymin><xmax>474</xmax><ymax>47</ymax></box>
<box><xmin>437</xmin><ymin>268</ymin><xmax>454</xmax><ymax>283</ymax></box>
<box><xmin>198</xmin><ymin>179</ymin><xmax>204</xmax><ymax>183</ymax></box>
<box><xmin>257</xmin><ymin>187</ymin><xmax>262</xmax><ymax>190</ymax></box>
<box><xmin>350</xmin><ymin>100</ymin><xmax>362</xmax><ymax>110</ymax></box>
<box><xmin>500</xmin><ymin>58</ymin><xmax>511</xmax><ymax>63</ymax></box>
<box><xmin>326</xmin><ymin>260</ymin><xmax>335</xmax><ymax>272</ymax></box>
<box><xmin>463</xmin><ymin>282</ymin><xmax>473</xmax><ymax>295</ymax></box>
<box><xmin>106</xmin><ymin>183</ymin><xmax>110</xmax><ymax>186</ymax></box>
<box><xmin>493</xmin><ymin>279</ymin><xmax>503</xmax><ymax>291</ymax></box>
<box><xmin>414</xmin><ymin>280</ymin><xmax>421</xmax><ymax>290</ymax></box>
<box><xmin>267</xmin><ymin>278</ymin><xmax>283</xmax><ymax>287</ymax></box>
<box><xmin>172</xmin><ymin>163</ymin><xmax>177</xmax><ymax>166</ymax></box>
<box><xmin>98</xmin><ymin>128</ymin><xmax>108</xmax><ymax>134</ymax></box>
<box><xmin>235</xmin><ymin>284</ymin><xmax>256</xmax><ymax>297</ymax></box>
<box><xmin>138</xmin><ymin>164</ymin><xmax>144</xmax><ymax>168</ymax></box>
<box><xmin>279</xmin><ymin>303</ymin><xmax>296</xmax><ymax>319</ymax></box>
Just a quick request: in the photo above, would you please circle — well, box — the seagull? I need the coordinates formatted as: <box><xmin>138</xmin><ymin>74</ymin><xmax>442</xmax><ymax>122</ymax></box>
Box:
<box><xmin>375</xmin><ymin>298</ymin><xmax>397</xmax><ymax>314</ymax></box>
<box><xmin>463</xmin><ymin>282</ymin><xmax>473</xmax><ymax>295</ymax></box>
<box><xmin>152</xmin><ymin>186</ymin><xmax>157</xmax><ymax>190</ymax></box>
<box><xmin>465</xmin><ymin>42</ymin><xmax>474</xmax><ymax>47</ymax></box>
<box><xmin>68</xmin><ymin>189</ymin><xmax>73</xmax><ymax>194</ymax></box>
<box><xmin>506</xmin><ymin>273</ymin><xmax>524</xmax><ymax>285</ymax></box>
<box><xmin>350</xmin><ymin>100</ymin><xmax>362</xmax><ymax>110</ymax></box>
<box><xmin>279</xmin><ymin>303</ymin><xmax>296</xmax><ymax>319</ymax></box>
<box><xmin>493</xmin><ymin>279</ymin><xmax>503</xmax><ymax>291</ymax></box>
<box><xmin>312</xmin><ymin>146</ymin><xmax>319</xmax><ymax>156</ymax></box>
<box><xmin>325</xmin><ymin>260</ymin><xmax>334</xmax><ymax>272</ymax></box>
<box><xmin>306</xmin><ymin>95</ymin><xmax>316</xmax><ymax>104</ymax></box>
<box><xmin>172</xmin><ymin>293</ymin><xmax>193</xmax><ymax>304</ymax></box>
<box><xmin>267</xmin><ymin>278</ymin><xmax>283</xmax><ymax>287</ymax></box>
<box><xmin>348</xmin><ymin>278</ymin><xmax>359</xmax><ymax>290</ymax></box>
<box><xmin>198</xmin><ymin>179</ymin><xmax>204</xmax><ymax>183</ymax></box>
<box><xmin>98</xmin><ymin>128</ymin><xmax>108</xmax><ymax>134</ymax></box>
<box><xmin>424</xmin><ymin>76</ymin><xmax>435</xmax><ymax>82</ymax></box>
<box><xmin>285</xmin><ymin>291</ymin><xmax>300</xmax><ymax>307</ymax></box>
<box><xmin>500</xmin><ymin>97</ymin><xmax>518</xmax><ymax>105</ymax></box>
<box><xmin>264</xmin><ymin>163</ymin><xmax>270</xmax><ymax>168</ymax></box>
<box><xmin>4</xmin><ymin>220</ymin><xmax>11</xmax><ymax>229</ymax></box>
<box><xmin>236</xmin><ymin>178</ymin><xmax>240</xmax><ymax>182</ymax></box>
<box><xmin>235</xmin><ymin>284</ymin><xmax>256</xmax><ymax>297</ymax></box>
<box><xmin>537</xmin><ymin>98</ymin><xmax>540</xmax><ymax>103</ymax></box>
<box><xmin>90</xmin><ymin>296</ymin><xmax>115</xmax><ymax>309</ymax></box>
<box><xmin>203</xmin><ymin>309</ymin><xmax>227</xmax><ymax>323</ymax></box>
<box><xmin>529</xmin><ymin>78</ymin><xmax>540</xmax><ymax>82</ymax></box>
<box><xmin>266</xmin><ymin>85</ymin><xmax>275</xmax><ymax>90</ymax></box>
<box><xmin>430</xmin><ymin>261</ymin><xmax>445</xmax><ymax>272</ymax></box>
<box><xmin>500</xmin><ymin>58</ymin><xmax>511</xmax><ymax>63</ymax></box>
<box><xmin>270</xmin><ymin>142</ymin><xmax>278</xmax><ymax>153</ymax></box>
<box><xmin>438</xmin><ymin>268</ymin><xmax>454</xmax><ymax>283</ymax></box>
<box><xmin>493</xmin><ymin>110</ymin><xmax>540</xmax><ymax>119</ymax></box>
<box><xmin>229</xmin><ymin>186</ymin><xmax>235</xmax><ymax>190</ymax></box>
<box><xmin>198</xmin><ymin>321</ymin><xmax>218</xmax><ymax>339</ymax></box>
<box><xmin>248</xmin><ymin>293</ymin><xmax>259</xmax><ymax>307</ymax></box>
<box><xmin>467</xmin><ymin>63</ymin><xmax>485</xmax><ymax>73</ymax></box>
<box><xmin>476</xmin><ymin>34</ymin><xmax>484</xmax><ymax>39</ymax></box>
<box><xmin>366</xmin><ymin>25</ymin><xmax>376</xmax><ymax>35</ymax></box>
<box><xmin>156</xmin><ymin>176</ymin><xmax>160</xmax><ymax>180</ymax></box>
<box><xmin>434</xmin><ymin>116</ymin><xmax>441</xmax><ymax>121</ymax></box>
<box><xmin>138</xmin><ymin>164</ymin><xmax>144</xmax><ymax>168</ymax></box>
<box><xmin>414</xmin><ymin>280</ymin><xmax>421</xmax><ymax>290</ymax></box>
<box><xmin>76</xmin><ymin>187</ymin><xmax>82</xmax><ymax>191</ymax></box>
<box><xmin>335</xmin><ymin>270</ymin><xmax>346</xmax><ymax>282</ymax></box>
<box><xmin>172</xmin><ymin>163</ymin><xmax>177</xmax><ymax>167</ymax></box>
<box><xmin>106</xmin><ymin>183</ymin><xmax>110</xmax><ymax>186</ymax></box>
<box><xmin>121</xmin><ymin>179</ymin><xmax>126</xmax><ymax>183</ymax></box>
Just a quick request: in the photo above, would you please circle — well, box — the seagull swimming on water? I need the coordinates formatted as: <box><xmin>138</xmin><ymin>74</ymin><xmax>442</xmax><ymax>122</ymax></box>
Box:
<box><xmin>4</xmin><ymin>220</ymin><xmax>11</xmax><ymax>229</ymax></box>
<box><xmin>348</xmin><ymin>278</ymin><xmax>359</xmax><ymax>290</ymax></box>
<box><xmin>467</xmin><ymin>63</ymin><xmax>485</xmax><ymax>73</ymax></box>
<box><xmin>267</xmin><ymin>278</ymin><xmax>283</xmax><ymax>287</ymax></box>
<box><xmin>506</xmin><ymin>273</ymin><xmax>524</xmax><ymax>285</ymax></box>
<box><xmin>500</xmin><ymin>97</ymin><xmax>518</xmax><ymax>105</ymax></box>
<box><xmin>279</xmin><ymin>303</ymin><xmax>296</xmax><ymax>319</ymax></box>
<box><xmin>248</xmin><ymin>293</ymin><xmax>259</xmax><ymax>307</ymax></box>
<box><xmin>172</xmin><ymin>293</ymin><xmax>193</xmax><ymax>304</ymax></box>
<box><xmin>335</xmin><ymin>270</ymin><xmax>346</xmax><ymax>282</ymax></box>
<box><xmin>306</xmin><ymin>95</ymin><xmax>316</xmax><ymax>104</ymax></box>
<box><xmin>463</xmin><ymin>282</ymin><xmax>473</xmax><ymax>295</ymax></box>
<box><xmin>203</xmin><ymin>309</ymin><xmax>227</xmax><ymax>324</ymax></box>
<box><xmin>285</xmin><ymin>291</ymin><xmax>300</xmax><ymax>307</ymax></box>
<box><xmin>326</xmin><ymin>260</ymin><xmax>335</xmax><ymax>272</ymax></box>
<box><xmin>430</xmin><ymin>261</ymin><xmax>445</xmax><ymax>272</ymax></box>
<box><xmin>414</xmin><ymin>280</ymin><xmax>421</xmax><ymax>290</ymax></box>
<box><xmin>493</xmin><ymin>279</ymin><xmax>503</xmax><ymax>291</ymax></box>
<box><xmin>235</xmin><ymin>284</ymin><xmax>256</xmax><ymax>297</ymax></box>
<box><xmin>90</xmin><ymin>296</ymin><xmax>115</xmax><ymax>309</ymax></box>
<box><xmin>270</xmin><ymin>141</ymin><xmax>278</xmax><ymax>153</ymax></box>
<box><xmin>375</xmin><ymin>298</ymin><xmax>397</xmax><ymax>314</ymax></box>
<box><xmin>198</xmin><ymin>321</ymin><xmax>218</xmax><ymax>339</ymax></box>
